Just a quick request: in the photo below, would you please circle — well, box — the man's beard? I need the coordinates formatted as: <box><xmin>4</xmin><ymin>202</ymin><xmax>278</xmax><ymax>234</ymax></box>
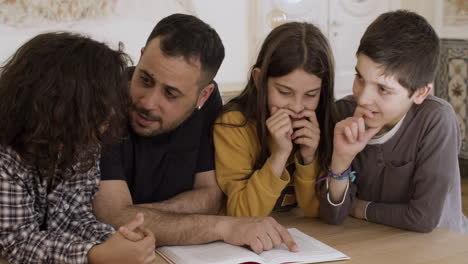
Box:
<box><xmin>130</xmin><ymin>103</ymin><xmax>196</xmax><ymax>137</ymax></box>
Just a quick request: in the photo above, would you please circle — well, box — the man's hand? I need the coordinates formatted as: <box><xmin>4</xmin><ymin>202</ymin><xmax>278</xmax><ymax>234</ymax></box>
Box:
<box><xmin>216</xmin><ymin>216</ymin><xmax>298</xmax><ymax>254</ymax></box>
<box><xmin>292</xmin><ymin>110</ymin><xmax>320</xmax><ymax>165</ymax></box>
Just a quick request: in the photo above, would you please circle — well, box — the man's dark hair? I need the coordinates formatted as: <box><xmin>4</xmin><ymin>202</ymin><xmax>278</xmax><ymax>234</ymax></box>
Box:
<box><xmin>357</xmin><ymin>10</ymin><xmax>440</xmax><ymax>95</ymax></box>
<box><xmin>0</xmin><ymin>32</ymin><xmax>131</xmax><ymax>179</ymax></box>
<box><xmin>146</xmin><ymin>13</ymin><xmax>225</xmax><ymax>86</ymax></box>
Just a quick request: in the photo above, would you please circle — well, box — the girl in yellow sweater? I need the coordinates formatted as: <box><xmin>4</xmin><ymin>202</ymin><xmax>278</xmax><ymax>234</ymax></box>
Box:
<box><xmin>214</xmin><ymin>22</ymin><xmax>338</xmax><ymax>217</ymax></box>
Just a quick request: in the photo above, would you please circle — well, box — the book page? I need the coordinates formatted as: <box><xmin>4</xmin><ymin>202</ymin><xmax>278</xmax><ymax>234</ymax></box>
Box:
<box><xmin>259</xmin><ymin>228</ymin><xmax>349</xmax><ymax>264</ymax></box>
<box><xmin>157</xmin><ymin>241</ymin><xmax>265</xmax><ymax>264</ymax></box>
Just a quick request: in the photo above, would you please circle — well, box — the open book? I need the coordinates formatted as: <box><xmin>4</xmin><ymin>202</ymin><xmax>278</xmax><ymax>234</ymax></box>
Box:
<box><xmin>157</xmin><ymin>228</ymin><xmax>349</xmax><ymax>264</ymax></box>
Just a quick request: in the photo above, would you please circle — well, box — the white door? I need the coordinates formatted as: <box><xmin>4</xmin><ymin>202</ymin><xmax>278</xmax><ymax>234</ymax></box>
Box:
<box><xmin>328</xmin><ymin>0</ymin><xmax>400</xmax><ymax>99</ymax></box>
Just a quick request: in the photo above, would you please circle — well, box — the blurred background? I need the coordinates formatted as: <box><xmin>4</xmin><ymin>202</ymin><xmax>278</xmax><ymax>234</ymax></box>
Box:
<box><xmin>1</xmin><ymin>0</ymin><xmax>467</xmax><ymax>173</ymax></box>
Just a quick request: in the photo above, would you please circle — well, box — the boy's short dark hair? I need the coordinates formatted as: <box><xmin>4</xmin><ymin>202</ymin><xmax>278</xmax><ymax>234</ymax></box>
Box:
<box><xmin>146</xmin><ymin>13</ymin><xmax>225</xmax><ymax>87</ymax></box>
<box><xmin>357</xmin><ymin>10</ymin><xmax>440</xmax><ymax>95</ymax></box>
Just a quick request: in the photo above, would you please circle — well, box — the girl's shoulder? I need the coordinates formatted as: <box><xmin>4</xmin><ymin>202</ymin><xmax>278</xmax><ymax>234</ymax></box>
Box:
<box><xmin>215</xmin><ymin>111</ymin><xmax>259</xmax><ymax>141</ymax></box>
<box><xmin>216</xmin><ymin>110</ymin><xmax>249</xmax><ymax>126</ymax></box>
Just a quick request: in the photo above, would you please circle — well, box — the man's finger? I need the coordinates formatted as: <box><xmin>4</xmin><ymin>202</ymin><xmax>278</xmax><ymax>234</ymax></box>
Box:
<box><xmin>276</xmin><ymin>225</ymin><xmax>299</xmax><ymax>252</ymax></box>
<box><xmin>258</xmin><ymin>233</ymin><xmax>273</xmax><ymax>251</ymax></box>
<box><xmin>267</xmin><ymin>229</ymin><xmax>282</xmax><ymax>248</ymax></box>
<box><xmin>250</xmin><ymin>238</ymin><xmax>263</xmax><ymax>254</ymax></box>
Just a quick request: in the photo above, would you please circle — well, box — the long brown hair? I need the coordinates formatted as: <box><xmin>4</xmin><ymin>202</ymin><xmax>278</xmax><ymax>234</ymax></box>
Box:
<box><xmin>219</xmin><ymin>22</ymin><xmax>338</xmax><ymax>185</ymax></box>
<box><xmin>0</xmin><ymin>32</ymin><xmax>131</xmax><ymax>179</ymax></box>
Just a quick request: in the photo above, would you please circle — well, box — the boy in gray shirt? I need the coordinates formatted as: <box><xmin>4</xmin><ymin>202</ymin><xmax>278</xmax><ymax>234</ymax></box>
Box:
<box><xmin>319</xmin><ymin>10</ymin><xmax>468</xmax><ymax>234</ymax></box>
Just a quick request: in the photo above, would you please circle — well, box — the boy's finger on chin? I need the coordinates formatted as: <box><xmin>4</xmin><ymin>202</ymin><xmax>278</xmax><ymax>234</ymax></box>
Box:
<box><xmin>367</xmin><ymin>126</ymin><xmax>383</xmax><ymax>138</ymax></box>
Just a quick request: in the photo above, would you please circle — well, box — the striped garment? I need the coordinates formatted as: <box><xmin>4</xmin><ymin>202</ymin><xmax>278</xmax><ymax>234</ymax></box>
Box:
<box><xmin>0</xmin><ymin>146</ymin><xmax>114</xmax><ymax>264</ymax></box>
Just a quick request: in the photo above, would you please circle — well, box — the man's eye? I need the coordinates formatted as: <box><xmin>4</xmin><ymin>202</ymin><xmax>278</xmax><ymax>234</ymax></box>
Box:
<box><xmin>141</xmin><ymin>76</ymin><xmax>151</xmax><ymax>86</ymax></box>
<box><xmin>164</xmin><ymin>89</ymin><xmax>177</xmax><ymax>99</ymax></box>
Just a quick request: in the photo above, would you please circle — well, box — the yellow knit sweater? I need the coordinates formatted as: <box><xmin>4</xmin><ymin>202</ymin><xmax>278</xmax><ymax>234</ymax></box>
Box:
<box><xmin>214</xmin><ymin>111</ymin><xmax>320</xmax><ymax>217</ymax></box>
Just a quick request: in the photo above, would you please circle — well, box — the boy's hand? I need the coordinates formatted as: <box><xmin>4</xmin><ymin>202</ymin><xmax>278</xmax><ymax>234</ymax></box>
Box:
<box><xmin>332</xmin><ymin>106</ymin><xmax>382</xmax><ymax>172</ymax></box>
<box><xmin>350</xmin><ymin>198</ymin><xmax>370</xmax><ymax>220</ymax></box>
<box><xmin>292</xmin><ymin>110</ymin><xmax>320</xmax><ymax>165</ymax></box>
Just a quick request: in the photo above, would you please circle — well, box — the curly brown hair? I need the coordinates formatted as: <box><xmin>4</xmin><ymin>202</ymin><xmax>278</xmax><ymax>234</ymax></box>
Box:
<box><xmin>0</xmin><ymin>32</ymin><xmax>131</xmax><ymax>179</ymax></box>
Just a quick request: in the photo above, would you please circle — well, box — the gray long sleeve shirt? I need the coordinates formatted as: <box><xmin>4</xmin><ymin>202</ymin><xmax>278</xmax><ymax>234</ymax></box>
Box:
<box><xmin>320</xmin><ymin>95</ymin><xmax>468</xmax><ymax>234</ymax></box>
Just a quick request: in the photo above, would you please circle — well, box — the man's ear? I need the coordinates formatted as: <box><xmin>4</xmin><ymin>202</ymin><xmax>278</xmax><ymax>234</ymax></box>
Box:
<box><xmin>196</xmin><ymin>83</ymin><xmax>215</xmax><ymax>109</ymax></box>
<box><xmin>252</xmin><ymin>67</ymin><xmax>261</xmax><ymax>89</ymax></box>
<box><xmin>413</xmin><ymin>83</ymin><xmax>432</xmax><ymax>105</ymax></box>
<box><xmin>136</xmin><ymin>47</ymin><xmax>145</xmax><ymax>64</ymax></box>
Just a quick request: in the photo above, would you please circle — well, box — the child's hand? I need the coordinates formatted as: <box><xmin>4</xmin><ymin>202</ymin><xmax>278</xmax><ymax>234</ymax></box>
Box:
<box><xmin>88</xmin><ymin>213</ymin><xmax>156</xmax><ymax>264</ymax></box>
<box><xmin>118</xmin><ymin>212</ymin><xmax>145</xmax><ymax>241</ymax></box>
<box><xmin>292</xmin><ymin>110</ymin><xmax>320</xmax><ymax>165</ymax></box>
<box><xmin>266</xmin><ymin>106</ymin><xmax>296</xmax><ymax>158</ymax></box>
<box><xmin>332</xmin><ymin>106</ymin><xmax>382</xmax><ymax>172</ymax></box>
<box><xmin>350</xmin><ymin>198</ymin><xmax>370</xmax><ymax>220</ymax></box>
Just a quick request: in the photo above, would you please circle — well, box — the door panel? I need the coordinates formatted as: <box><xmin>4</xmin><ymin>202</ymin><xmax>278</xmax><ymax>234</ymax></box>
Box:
<box><xmin>329</xmin><ymin>0</ymin><xmax>398</xmax><ymax>99</ymax></box>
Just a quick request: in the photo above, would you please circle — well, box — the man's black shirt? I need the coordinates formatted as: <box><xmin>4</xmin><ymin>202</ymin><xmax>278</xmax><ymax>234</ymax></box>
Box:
<box><xmin>100</xmin><ymin>81</ymin><xmax>222</xmax><ymax>204</ymax></box>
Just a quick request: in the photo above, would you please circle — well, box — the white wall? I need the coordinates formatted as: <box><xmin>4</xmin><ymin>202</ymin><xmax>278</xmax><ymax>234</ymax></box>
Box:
<box><xmin>0</xmin><ymin>0</ymin><xmax>250</xmax><ymax>93</ymax></box>
<box><xmin>1</xmin><ymin>0</ymin><xmax>466</xmax><ymax>95</ymax></box>
<box><xmin>401</xmin><ymin>0</ymin><xmax>435</xmax><ymax>24</ymax></box>
<box><xmin>0</xmin><ymin>1</ymin><xmax>190</xmax><ymax>64</ymax></box>
<box><xmin>402</xmin><ymin>0</ymin><xmax>468</xmax><ymax>39</ymax></box>
<box><xmin>192</xmin><ymin>0</ymin><xmax>250</xmax><ymax>91</ymax></box>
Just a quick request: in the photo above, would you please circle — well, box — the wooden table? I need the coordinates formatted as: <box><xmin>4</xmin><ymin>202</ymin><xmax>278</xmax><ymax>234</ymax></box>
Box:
<box><xmin>271</xmin><ymin>210</ymin><xmax>468</xmax><ymax>264</ymax></box>
<box><xmin>1</xmin><ymin>210</ymin><xmax>467</xmax><ymax>264</ymax></box>
<box><xmin>153</xmin><ymin>210</ymin><xmax>468</xmax><ymax>264</ymax></box>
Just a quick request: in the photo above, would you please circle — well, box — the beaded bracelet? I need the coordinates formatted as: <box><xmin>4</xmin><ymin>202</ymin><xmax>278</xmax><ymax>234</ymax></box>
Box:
<box><xmin>329</xmin><ymin>167</ymin><xmax>356</xmax><ymax>182</ymax></box>
<box><xmin>315</xmin><ymin>166</ymin><xmax>356</xmax><ymax>184</ymax></box>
